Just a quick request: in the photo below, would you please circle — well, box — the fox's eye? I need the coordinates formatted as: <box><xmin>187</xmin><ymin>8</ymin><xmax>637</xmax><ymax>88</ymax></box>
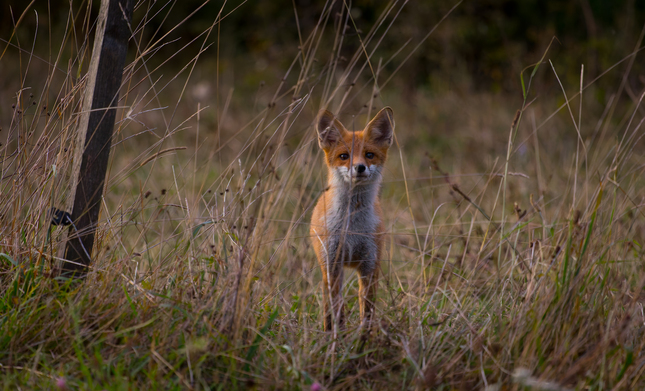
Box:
<box><xmin>339</xmin><ymin>153</ymin><xmax>349</xmax><ymax>160</ymax></box>
<box><xmin>365</xmin><ymin>152</ymin><xmax>375</xmax><ymax>159</ymax></box>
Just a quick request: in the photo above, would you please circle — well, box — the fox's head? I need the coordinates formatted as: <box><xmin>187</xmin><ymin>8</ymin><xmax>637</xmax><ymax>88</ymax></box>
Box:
<box><xmin>316</xmin><ymin>107</ymin><xmax>394</xmax><ymax>186</ymax></box>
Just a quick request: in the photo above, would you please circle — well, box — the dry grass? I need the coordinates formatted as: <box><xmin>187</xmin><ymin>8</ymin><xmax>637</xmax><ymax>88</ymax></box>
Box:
<box><xmin>1</xmin><ymin>1</ymin><xmax>645</xmax><ymax>390</ymax></box>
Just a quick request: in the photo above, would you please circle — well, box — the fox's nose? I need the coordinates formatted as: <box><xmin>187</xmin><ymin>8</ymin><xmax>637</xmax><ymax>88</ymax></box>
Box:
<box><xmin>356</xmin><ymin>164</ymin><xmax>366</xmax><ymax>173</ymax></box>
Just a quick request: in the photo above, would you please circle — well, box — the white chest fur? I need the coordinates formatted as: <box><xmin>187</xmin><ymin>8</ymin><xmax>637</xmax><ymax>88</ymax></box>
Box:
<box><xmin>320</xmin><ymin>171</ymin><xmax>381</xmax><ymax>269</ymax></box>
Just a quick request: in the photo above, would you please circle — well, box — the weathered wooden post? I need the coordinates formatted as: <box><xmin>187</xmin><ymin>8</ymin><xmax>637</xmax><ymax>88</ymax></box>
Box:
<box><xmin>61</xmin><ymin>0</ymin><xmax>134</xmax><ymax>277</ymax></box>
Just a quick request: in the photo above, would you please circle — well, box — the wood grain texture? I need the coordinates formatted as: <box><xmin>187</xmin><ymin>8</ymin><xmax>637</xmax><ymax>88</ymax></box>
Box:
<box><xmin>62</xmin><ymin>0</ymin><xmax>134</xmax><ymax>277</ymax></box>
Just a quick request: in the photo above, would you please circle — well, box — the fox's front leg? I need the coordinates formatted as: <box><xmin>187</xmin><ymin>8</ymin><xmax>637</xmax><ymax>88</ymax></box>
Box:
<box><xmin>357</xmin><ymin>260</ymin><xmax>378</xmax><ymax>328</ymax></box>
<box><xmin>319</xmin><ymin>257</ymin><xmax>344</xmax><ymax>332</ymax></box>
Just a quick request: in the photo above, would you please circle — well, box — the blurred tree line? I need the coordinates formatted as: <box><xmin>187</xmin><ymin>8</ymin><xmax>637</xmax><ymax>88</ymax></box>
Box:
<box><xmin>2</xmin><ymin>0</ymin><xmax>644</xmax><ymax>93</ymax></box>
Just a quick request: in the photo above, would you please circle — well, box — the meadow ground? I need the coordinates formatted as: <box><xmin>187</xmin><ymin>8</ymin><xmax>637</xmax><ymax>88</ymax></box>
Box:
<box><xmin>1</xmin><ymin>2</ymin><xmax>645</xmax><ymax>390</ymax></box>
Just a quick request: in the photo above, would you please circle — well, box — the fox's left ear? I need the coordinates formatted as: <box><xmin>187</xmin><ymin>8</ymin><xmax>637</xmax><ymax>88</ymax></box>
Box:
<box><xmin>365</xmin><ymin>107</ymin><xmax>394</xmax><ymax>147</ymax></box>
<box><xmin>316</xmin><ymin>109</ymin><xmax>346</xmax><ymax>151</ymax></box>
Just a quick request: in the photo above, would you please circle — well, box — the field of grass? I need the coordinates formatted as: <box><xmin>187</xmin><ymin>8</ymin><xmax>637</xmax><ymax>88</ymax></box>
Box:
<box><xmin>1</xmin><ymin>1</ymin><xmax>645</xmax><ymax>390</ymax></box>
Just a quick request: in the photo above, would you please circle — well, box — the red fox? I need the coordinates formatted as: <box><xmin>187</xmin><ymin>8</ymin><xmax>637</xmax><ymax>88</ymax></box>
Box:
<box><xmin>310</xmin><ymin>107</ymin><xmax>394</xmax><ymax>331</ymax></box>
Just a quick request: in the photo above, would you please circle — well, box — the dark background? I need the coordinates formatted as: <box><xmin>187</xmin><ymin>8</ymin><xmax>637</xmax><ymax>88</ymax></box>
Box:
<box><xmin>3</xmin><ymin>0</ymin><xmax>644</xmax><ymax>95</ymax></box>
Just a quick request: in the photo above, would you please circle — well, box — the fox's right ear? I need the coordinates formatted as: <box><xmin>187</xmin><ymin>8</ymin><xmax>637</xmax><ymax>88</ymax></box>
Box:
<box><xmin>316</xmin><ymin>110</ymin><xmax>344</xmax><ymax>150</ymax></box>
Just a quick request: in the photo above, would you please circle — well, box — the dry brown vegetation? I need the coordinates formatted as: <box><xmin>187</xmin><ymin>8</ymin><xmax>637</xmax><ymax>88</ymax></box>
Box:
<box><xmin>1</xmin><ymin>1</ymin><xmax>645</xmax><ymax>390</ymax></box>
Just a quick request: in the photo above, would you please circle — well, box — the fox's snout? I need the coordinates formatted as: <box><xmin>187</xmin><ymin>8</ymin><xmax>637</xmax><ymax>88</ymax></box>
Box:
<box><xmin>351</xmin><ymin>163</ymin><xmax>370</xmax><ymax>180</ymax></box>
<box><xmin>336</xmin><ymin>163</ymin><xmax>374</xmax><ymax>183</ymax></box>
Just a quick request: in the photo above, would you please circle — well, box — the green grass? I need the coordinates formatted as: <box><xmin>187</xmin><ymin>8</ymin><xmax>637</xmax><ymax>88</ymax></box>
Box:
<box><xmin>1</xmin><ymin>1</ymin><xmax>645</xmax><ymax>390</ymax></box>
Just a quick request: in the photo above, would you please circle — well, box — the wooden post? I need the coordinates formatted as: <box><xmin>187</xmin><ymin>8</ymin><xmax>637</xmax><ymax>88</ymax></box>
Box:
<box><xmin>62</xmin><ymin>0</ymin><xmax>133</xmax><ymax>277</ymax></box>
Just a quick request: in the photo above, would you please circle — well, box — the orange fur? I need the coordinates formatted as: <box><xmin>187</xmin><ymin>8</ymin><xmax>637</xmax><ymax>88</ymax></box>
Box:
<box><xmin>310</xmin><ymin>107</ymin><xmax>394</xmax><ymax>331</ymax></box>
